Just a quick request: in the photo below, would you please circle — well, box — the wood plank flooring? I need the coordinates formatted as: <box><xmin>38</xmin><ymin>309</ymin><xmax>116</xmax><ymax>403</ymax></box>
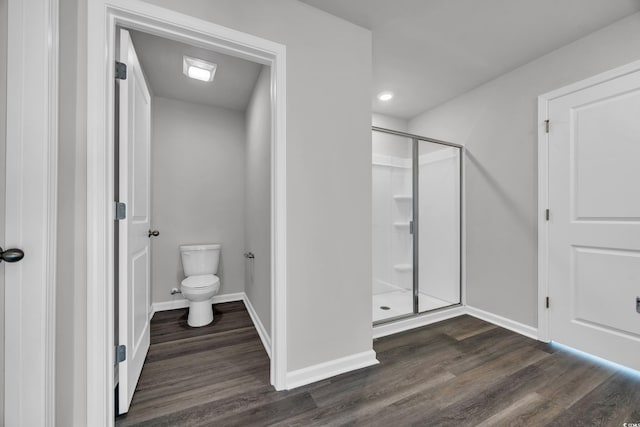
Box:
<box><xmin>115</xmin><ymin>301</ymin><xmax>640</xmax><ymax>426</ymax></box>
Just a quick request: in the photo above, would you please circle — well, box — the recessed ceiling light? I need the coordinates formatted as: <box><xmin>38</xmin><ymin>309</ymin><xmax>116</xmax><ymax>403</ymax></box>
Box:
<box><xmin>377</xmin><ymin>91</ymin><xmax>394</xmax><ymax>101</ymax></box>
<box><xmin>183</xmin><ymin>56</ymin><xmax>217</xmax><ymax>82</ymax></box>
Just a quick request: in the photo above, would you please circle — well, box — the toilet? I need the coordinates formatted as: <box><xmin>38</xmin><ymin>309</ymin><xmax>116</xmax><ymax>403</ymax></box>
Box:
<box><xmin>180</xmin><ymin>244</ymin><xmax>221</xmax><ymax>327</ymax></box>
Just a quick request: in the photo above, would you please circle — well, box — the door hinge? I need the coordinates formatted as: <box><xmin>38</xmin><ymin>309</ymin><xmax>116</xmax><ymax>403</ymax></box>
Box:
<box><xmin>544</xmin><ymin>120</ymin><xmax>550</xmax><ymax>133</ymax></box>
<box><xmin>409</xmin><ymin>220</ymin><xmax>414</xmax><ymax>235</ymax></box>
<box><xmin>115</xmin><ymin>345</ymin><xmax>126</xmax><ymax>364</ymax></box>
<box><xmin>115</xmin><ymin>201</ymin><xmax>126</xmax><ymax>221</ymax></box>
<box><xmin>545</xmin><ymin>297</ymin><xmax>550</xmax><ymax>309</ymax></box>
<box><xmin>115</xmin><ymin>61</ymin><xmax>127</xmax><ymax>80</ymax></box>
<box><xmin>545</xmin><ymin>209</ymin><xmax>550</xmax><ymax>221</ymax></box>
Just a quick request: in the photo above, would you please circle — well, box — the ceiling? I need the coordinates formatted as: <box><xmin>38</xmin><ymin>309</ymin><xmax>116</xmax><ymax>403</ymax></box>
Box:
<box><xmin>129</xmin><ymin>30</ymin><xmax>262</xmax><ymax>111</ymax></box>
<box><xmin>300</xmin><ymin>0</ymin><xmax>640</xmax><ymax>119</ymax></box>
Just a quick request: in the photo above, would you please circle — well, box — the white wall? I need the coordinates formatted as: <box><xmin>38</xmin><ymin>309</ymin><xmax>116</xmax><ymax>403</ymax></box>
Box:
<box><xmin>409</xmin><ymin>12</ymin><xmax>640</xmax><ymax>327</ymax></box>
<box><xmin>141</xmin><ymin>0</ymin><xmax>373</xmax><ymax>372</ymax></box>
<box><xmin>372</xmin><ymin>113</ymin><xmax>408</xmax><ymax>132</ymax></box>
<box><xmin>56</xmin><ymin>0</ymin><xmax>89</xmax><ymax>425</ymax></box>
<box><xmin>151</xmin><ymin>97</ymin><xmax>246</xmax><ymax>303</ymax></box>
<box><xmin>53</xmin><ymin>0</ymin><xmax>88</xmax><ymax>423</ymax></box>
<box><xmin>244</xmin><ymin>65</ymin><xmax>271</xmax><ymax>335</ymax></box>
<box><xmin>57</xmin><ymin>0</ymin><xmax>80</xmax><ymax>423</ymax></box>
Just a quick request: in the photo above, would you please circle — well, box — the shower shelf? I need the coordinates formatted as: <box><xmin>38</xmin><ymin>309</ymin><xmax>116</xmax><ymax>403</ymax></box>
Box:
<box><xmin>393</xmin><ymin>222</ymin><xmax>410</xmax><ymax>228</ymax></box>
<box><xmin>393</xmin><ymin>195</ymin><xmax>412</xmax><ymax>201</ymax></box>
<box><xmin>394</xmin><ymin>264</ymin><xmax>412</xmax><ymax>272</ymax></box>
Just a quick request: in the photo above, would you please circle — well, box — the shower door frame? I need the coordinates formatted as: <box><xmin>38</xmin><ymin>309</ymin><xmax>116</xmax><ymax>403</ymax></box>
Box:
<box><xmin>372</xmin><ymin>126</ymin><xmax>464</xmax><ymax>326</ymax></box>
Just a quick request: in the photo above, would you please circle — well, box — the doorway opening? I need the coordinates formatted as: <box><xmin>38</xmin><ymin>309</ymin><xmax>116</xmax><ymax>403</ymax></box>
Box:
<box><xmin>113</xmin><ymin>26</ymin><xmax>276</xmax><ymax>415</ymax></box>
<box><xmin>86</xmin><ymin>3</ymin><xmax>287</xmax><ymax>424</ymax></box>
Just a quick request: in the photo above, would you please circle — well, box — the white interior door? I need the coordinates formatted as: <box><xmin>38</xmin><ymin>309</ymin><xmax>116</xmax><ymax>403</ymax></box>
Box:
<box><xmin>4</xmin><ymin>0</ymin><xmax>57</xmax><ymax>424</ymax></box>
<box><xmin>0</xmin><ymin>0</ymin><xmax>7</xmax><ymax>418</ymax></box>
<box><xmin>118</xmin><ymin>28</ymin><xmax>151</xmax><ymax>414</ymax></box>
<box><xmin>547</xmin><ymin>65</ymin><xmax>640</xmax><ymax>371</ymax></box>
<box><xmin>0</xmin><ymin>1</ymin><xmax>7</xmax><ymax>421</ymax></box>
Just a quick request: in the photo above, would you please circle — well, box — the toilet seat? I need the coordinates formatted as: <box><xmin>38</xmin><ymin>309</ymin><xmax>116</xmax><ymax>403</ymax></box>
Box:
<box><xmin>181</xmin><ymin>274</ymin><xmax>219</xmax><ymax>289</ymax></box>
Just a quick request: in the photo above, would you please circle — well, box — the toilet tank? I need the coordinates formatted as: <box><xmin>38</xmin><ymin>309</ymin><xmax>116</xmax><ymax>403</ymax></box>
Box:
<box><xmin>180</xmin><ymin>244</ymin><xmax>221</xmax><ymax>276</ymax></box>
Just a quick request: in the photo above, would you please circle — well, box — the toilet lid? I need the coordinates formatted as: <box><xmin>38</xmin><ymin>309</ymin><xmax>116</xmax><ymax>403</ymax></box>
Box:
<box><xmin>181</xmin><ymin>274</ymin><xmax>219</xmax><ymax>289</ymax></box>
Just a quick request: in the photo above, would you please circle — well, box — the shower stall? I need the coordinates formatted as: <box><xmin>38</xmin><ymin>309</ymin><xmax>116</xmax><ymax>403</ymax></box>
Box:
<box><xmin>372</xmin><ymin>127</ymin><xmax>462</xmax><ymax>323</ymax></box>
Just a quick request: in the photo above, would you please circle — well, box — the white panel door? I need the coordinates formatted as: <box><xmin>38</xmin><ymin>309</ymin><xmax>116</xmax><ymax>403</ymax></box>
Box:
<box><xmin>548</xmin><ymin>67</ymin><xmax>640</xmax><ymax>371</ymax></box>
<box><xmin>118</xmin><ymin>29</ymin><xmax>151</xmax><ymax>414</ymax></box>
<box><xmin>5</xmin><ymin>0</ymin><xmax>57</xmax><ymax>424</ymax></box>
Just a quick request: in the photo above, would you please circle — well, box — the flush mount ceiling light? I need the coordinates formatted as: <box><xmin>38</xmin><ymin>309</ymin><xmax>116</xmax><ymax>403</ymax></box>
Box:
<box><xmin>377</xmin><ymin>91</ymin><xmax>394</xmax><ymax>101</ymax></box>
<box><xmin>183</xmin><ymin>56</ymin><xmax>217</xmax><ymax>82</ymax></box>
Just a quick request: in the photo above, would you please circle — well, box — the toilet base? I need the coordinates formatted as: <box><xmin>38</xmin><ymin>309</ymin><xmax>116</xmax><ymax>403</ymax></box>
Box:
<box><xmin>187</xmin><ymin>299</ymin><xmax>214</xmax><ymax>327</ymax></box>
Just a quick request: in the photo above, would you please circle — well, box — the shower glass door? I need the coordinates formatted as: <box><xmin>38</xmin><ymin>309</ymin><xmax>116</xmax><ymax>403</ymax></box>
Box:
<box><xmin>372</xmin><ymin>131</ymin><xmax>414</xmax><ymax>322</ymax></box>
<box><xmin>417</xmin><ymin>141</ymin><xmax>461</xmax><ymax>312</ymax></box>
<box><xmin>372</xmin><ymin>127</ymin><xmax>462</xmax><ymax>324</ymax></box>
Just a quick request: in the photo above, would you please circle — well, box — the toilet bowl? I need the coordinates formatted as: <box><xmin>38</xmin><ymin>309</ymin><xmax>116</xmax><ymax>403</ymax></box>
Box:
<box><xmin>180</xmin><ymin>274</ymin><xmax>220</xmax><ymax>327</ymax></box>
<box><xmin>180</xmin><ymin>244</ymin><xmax>221</xmax><ymax>327</ymax></box>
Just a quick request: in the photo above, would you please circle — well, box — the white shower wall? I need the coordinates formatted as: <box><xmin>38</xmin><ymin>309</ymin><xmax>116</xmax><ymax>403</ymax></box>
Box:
<box><xmin>372</xmin><ymin>131</ymin><xmax>413</xmax><ymax>296</ymax></box>
<box><xmin>372</xmin><ymin>157</ymin><xmax>412</xmax><ymax>294</ymax></box>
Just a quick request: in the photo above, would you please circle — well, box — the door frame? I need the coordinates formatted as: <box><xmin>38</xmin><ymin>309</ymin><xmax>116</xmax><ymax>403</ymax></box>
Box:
<box><xmin>537</xmin><ymin>59</ymin><xmax>640</xmax><ymax>342</ymax></box>
<box><xmin>86</xmin><ymin>1</ymin><xmax>288</xmax><ymax>425</ymax></box>
<box><xmin>5</xmin><ymin>0</ymin><xmax>59</xmax><ymax>424</ymax></box>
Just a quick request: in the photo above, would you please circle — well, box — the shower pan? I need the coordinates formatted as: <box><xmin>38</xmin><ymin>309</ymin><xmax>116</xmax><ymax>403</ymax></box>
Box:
<box><xmin>372</xmin><ymin>127</ymin><xmax>462</xmax><ymax>324</ymax></box>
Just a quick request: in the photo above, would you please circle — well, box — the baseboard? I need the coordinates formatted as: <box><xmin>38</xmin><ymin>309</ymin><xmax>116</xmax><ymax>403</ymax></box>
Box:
<box><xmin>465</xmin><ymin>306</ymin><xmax>538</xmax><ymax>340</ymax></box>
<box><xmin>151</xmin><ymin>299</ymin><xmax>189</xmax><ymax>313</ymax></box>
<box><xmin>213</xmin><ymin>292</ymin><xmax>245</xmax><ymax>304</ymax></box>
<box><xmin>372</xmin><ymin>305</ymin><xmax>539</xmax><ymax>342</ymax></box>
<box><xmin>151</xmin><ymin>292</ymin><xmax>245</xmax><ymax>315</ymax></box>
<box><xmin>286</xmin><ymin>350</ymin><xmax>379</xmax><ymax>390</ymax></box>
<box><xmin>242</xmin><ymin>293</ymin><xmax>272</xmax><ymax>359</ymax></box>
<box><xmin>373</xmin><ymin>305</ymin><xmax>466</xmax><ymax>339</ymax></box>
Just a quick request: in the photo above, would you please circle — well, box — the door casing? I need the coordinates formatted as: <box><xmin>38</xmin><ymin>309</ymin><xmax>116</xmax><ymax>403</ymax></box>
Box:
<box><xmin>86</xmin><ymin>1</ymin><xmax>288</xmax><ymax>425</ymax></box>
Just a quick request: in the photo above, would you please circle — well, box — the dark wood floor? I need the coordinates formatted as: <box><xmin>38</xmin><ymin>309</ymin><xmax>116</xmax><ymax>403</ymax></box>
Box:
<box><xmin>116</xmin><ymin>301</ymin><xmax>640</xmax><ymax>426</ymax></box>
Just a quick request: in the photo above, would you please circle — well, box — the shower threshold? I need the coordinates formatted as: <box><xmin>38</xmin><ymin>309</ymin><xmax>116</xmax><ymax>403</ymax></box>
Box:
<box><xmin>372</xmin><ymin>290</ymin><xmax>455</xmax><ymax>323</ymax></box>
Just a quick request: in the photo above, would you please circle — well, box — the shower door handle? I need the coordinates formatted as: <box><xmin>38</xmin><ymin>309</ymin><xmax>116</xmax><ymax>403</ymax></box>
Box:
<box><xmin>409</xmin><ymin>221</ymin><xmax>414</xmax><ymax>235</ymax></box>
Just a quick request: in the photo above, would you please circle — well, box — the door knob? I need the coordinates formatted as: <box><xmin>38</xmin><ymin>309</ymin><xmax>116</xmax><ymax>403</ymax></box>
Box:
<box><xmin>0</xmin><ymin>247</ymin><xmax>24</xmax><ymax>263</ymax></box>
<box><xmin>148</xmin><ymin>230</ymin><xmax>160</xmax><ymax>238</ymax></box>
